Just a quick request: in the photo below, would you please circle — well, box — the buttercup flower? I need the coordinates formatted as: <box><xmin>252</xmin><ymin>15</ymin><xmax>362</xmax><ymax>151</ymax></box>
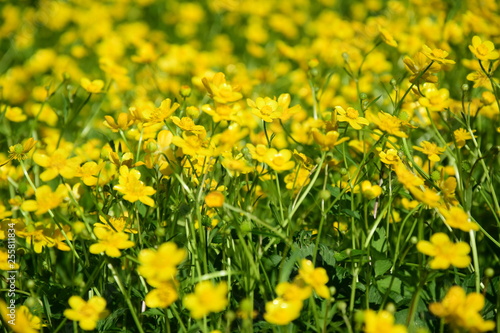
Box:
<box><xmin>89</xmin><ymin>227</ymin><xmax>135</xmax><ymax>257</ymax></box>
<box><xmin>417</xmin><ymin>233</ymin><xmax>471</xmax><ymax>269</ymax></box>
<box><xmin>363</xmin><ymin>309</ymin><xmax>407</xmax><ymax>333</ymax></box>
<box><xmin>413</xmin><ymin>141</ymin><xmax>446</xmax><ymax>162</ymax></box>
<box><xmin>247</xmin><ymin>97</ymin><xmax>283</xmax><ymax>122</ymax></box>
<box><xmin>80</xmin><ymin>77</ymin><xmax>105</xmax><ymax>93</ymax></box>
<box><xmin>421</xmin><ymin>45</ymin><xmax>455</xmax><ymax>65</ymax></box>
<box><xmin>202</xmin><ymin>72</ymin><xmax>242</xmax><ymax>104</ymax></box>
<box><xmin>298</xmin><ymin>259</ymin><xmax>330</xmax><ymax>298</ymax></box>
<box><xmin>264</xmin><ymin>298</ymin><xmax>303</xmax><ymax>325</ymax></box>
<box><xmin>468</xmin><ymin>36</ymin><xmax>499</xmax><ymax>61</ymax></box>
<box><xmin>429</xmin><ymin>286</ymin><xmax>495</xmax><ymax>332</ymax></box>
<box><xmin>453</xmin><ymin>128</ymin><xmax>475</xmax><ymax>148</ymax></box>
<box><xmin>336</xmin><ymin>106</ymin><xmax>369</xmax><ymax>130</ymax></box>
<box><xmin>138</xmin><ymin>242</ymin><xmax>187</xmax><ymax>287</ymax></box>
<box><xmin>439</xmin><ymin>206</ymin><xmax>479</xmax><ymax>232</ymax></box>
<box><xmin>265</xmin><ymin>148</ymin><xmax>295</xmax><ymax>172</ymax></box>
<box><xmin>183</xmin><ymin>281</ymin><xmax>229</xmax><ymax>319</ymax></box>
<box><xmin>145</xmin><ymin>281</ymin><xmax>179</xmax><ymax>308</ymax></box>
<box><xmin>311</xmin><ymin>128</ymin><xmax>349</xmax><ymax>151</ymax></box>
<box><xmin>205</xmin><ymin>191</ymin><xmax>225</xmax><ymax>208</ymax></box>
<box><xmin>63</xmin><ymin>296</ymin><xmax>109</xmax><ymax>331</ymax></box>
<box><xmin>113</xmin><ymin>165</ymin><xmax>156</xmax><ymax>207</ymax></box>
<box><xmin>0</xmin><ymin>301</ymin><xmax>42</xmax><ymax>333</ymax></box>
<box><xmin>33</xmin><ymin>148</ymin><xmax>82</xmax><ymax>181</ymax></box>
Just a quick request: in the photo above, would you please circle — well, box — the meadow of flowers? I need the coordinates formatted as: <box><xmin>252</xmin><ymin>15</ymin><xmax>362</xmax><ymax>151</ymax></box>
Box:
<box><xmin>0</xmin><ymin>0</ymin><xmax>499</xmax><ymax>332</ymax></box>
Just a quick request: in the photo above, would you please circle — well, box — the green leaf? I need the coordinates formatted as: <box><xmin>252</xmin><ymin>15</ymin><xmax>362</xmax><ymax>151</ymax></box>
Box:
<box><xmin>374</xmin><ymin>259</ymin><xmax>392</xmax><ymax>277</ymax></box>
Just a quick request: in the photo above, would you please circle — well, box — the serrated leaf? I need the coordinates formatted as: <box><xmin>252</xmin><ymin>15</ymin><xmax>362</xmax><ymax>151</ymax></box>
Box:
<box><xmin>318</xmin><ymin>244</ymin><xmax>336</xmax><ymax>267</ymax></box>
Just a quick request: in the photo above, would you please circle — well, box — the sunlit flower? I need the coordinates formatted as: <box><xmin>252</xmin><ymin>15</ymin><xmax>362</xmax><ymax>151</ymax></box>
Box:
<box><xmin>95</xmin><ymin>215</ymin><xmax>137</xmax><ymax>234</ymax></box>
<box><xmin>371</xmin><ymin>111</ymin><xmax>407</xmax><ymax>138</ymax></box>
<box><xmin>409</xmin><ymin>186</ymin><xmax>441</xmax><ymax>208</ymax></box>
<box><xmin>1</xmin><ymin>138</ymin><xmax>37</xmax><ymax>167</ymax></box>
<box><xmin>336</xmin><ymin>106</ymin><xmax>369</xmax><ymax>130</ymax></box>
<box><xmin>144</xmin><ymin>98</ymin><xmax>180</xmax><ymax>126</ymax></box>
<box><xmin>393</xmin><ymin>163</ymin><xmax>424</xmax><ymax>189</ymax></box>
<box><xmin>363</xmin><ymin>309</ymin><xmax>407</xmax><ymax>333</ymax></box>
<box><xmin>429</xmin><ymin>286</ymin><xmax>495</xmax><ymax>333</ymax></box>
<box><xmin>468</xmin><ymin>36</ymin><xmax>499</xmax><ymax>61</ymax></box>
<box><xmin>89</xmin><ymin>227</ymin><xmax>135</xmax><ymax>257</ymax></box>
<box><xmin>284</xmin><ymin>167</ymin><xmax>311</xmax><ymax>193</ymax></box>
<box><xmin>378</xmin><ymin>26</ymin><xmax>398</xmax><ymax>47</ymax></box>
<box><xmin>275</xmin><ymin>281</ymin><xmax>312</xmax><ymax>302</ymax></box>
<box><xmin>417</xmin><ymin>233</ymin><xmax>471</xmax><ymax>269</ymax></box>
<box><xmin>113</xmin><ymin>165</ymin><xmax>156</xmax><ymax>207</ymax></box>
<box><xmin>63</xmin><ymin>296</ymin><xmax>109</xmax><ymax>331</ymax></box>
<box><xmin>0</xmin><ymin>301</ymin><xmax>42</xmax><ymax>333</ymax></box>
<box><xmin>183</xmin><ymin>281</ymin><xmax>229</xmax><ymax>319</ymax></box>
<box><xmin>264</xmin><ymin>298</ymin><xmax>303</xmax><ymax>325</ymax></box>
<box><xmin>418</xmin><ymin>88</ymin><xmax>450</xmax><ymax>112</ymax></box>
<box><xmin>171</xmin><ymin>116</ymin><xmax>206</xmax><ymax>136</ymax></box>
<box><xmin>265</xmin><ymin>148</ymin><xmax>295</xmax><ymax>172</ymax></box>
<box><xmin>403</xmin><ymin>53</ymin><xmax>441</xmax><ymax>84</ymax></box>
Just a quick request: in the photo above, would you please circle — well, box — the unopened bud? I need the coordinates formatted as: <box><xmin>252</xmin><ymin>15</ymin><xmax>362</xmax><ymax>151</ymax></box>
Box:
<box><xmin>180</xmin><ymin>85</ymin><xmax>191</xmax><ymax>98</ymax></box>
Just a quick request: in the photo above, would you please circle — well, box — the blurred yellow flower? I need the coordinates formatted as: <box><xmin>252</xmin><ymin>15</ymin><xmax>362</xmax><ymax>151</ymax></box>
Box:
<box><xmin>378</xmin><ymin>148</ymin><xmax>401</xmax><ymax>165</ymax></box>
<box><xmin>80</xmin><ymin>77</ymin><xmax>105</xmax><ymax>93</ymax></box>
<box><xmin>205</xmin><ymin>191</ymin><xmax>225</xmax><ymax>208</ymax></box>
<box><xmin>439</xmin><ymin>206</ymin><xmax>479</xmax><ymax>232</ymax></box>
<box><xmin>63</xmin><ymin>296</ymin><xmax>109</xmax><ymax>331</ymax></box>
<box><xmin>202</xmin><ymin>72</ymin><xmax>242</xmax><ymax>104</ymax></box>
<box><xmin>361</xmin><ymin>181</ymin><xmax>382</xmax><ymax>199</ymax></box>
<box><xmin>264</xmin><ymin>297</ymin><xmax>303</xmax><ymax>325</ymax></box>
<box><xmin>145</xmin><ymin>281</ymin><xmax>178</xmax><ymax>308</ymax></box>
<box><xmin>0</xmin><ymin>301</ymin><xmax>41</xmax><ymax>333</ymax></box>
<box><xmin>21</xmin><ymin>184</ymin><xmax>68</xmax><ymax>215</ymax></box>
<box><xmin>417</xmin><ymin>233</ymin><xmax>471</xmax><ymax>269</ymax></box>
<box><xmin>453</xmin><ymin>128</ymin><xmax>474</xmax><ymax>148</ymax></box>
<box><xmin>421</xmin><ymin>45</ymin><xmax>455</xmax><ymax>65</ymax></box>
<box><xmin>311</xmin><ymin>128</ymin><xmax>349</xmax><ymax>151</ymax></box>
<box><xmin>363</xmin><ymin>309</ymin><xmax>407</xmax><ymax>333</ymax></box>
<box><xmin>103</xmin><ymin>113</ymin><xmax>135</xmax><ymax>132</ymax></box>
<box><xmin>138</xmin><ymin>242</ymin><xmax>187</xmax><ymax>287</ymax></box>
<box><xmin>429</xmin><ymin>286</ymin><xmax>495</xmax><ymax>332</ymax></box>
<box><xmin>183</xmin><ymin>281</ymin><xmax>229</xmax><ymax>319</ymax></box>
<box><xmin>298</xmin><ymin>259</ymin><xmax>330</xmax><ymax>299</ymax></box>
<box><xmin>33</xmin><ymin>148</ymin><xmax>82</xmax><ymax>181</ymax></box>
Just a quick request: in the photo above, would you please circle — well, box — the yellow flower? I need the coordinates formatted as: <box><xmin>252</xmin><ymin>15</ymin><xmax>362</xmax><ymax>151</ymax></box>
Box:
<box><xmin>371</xmin><ymin>111</ymin><xmax>408</xmax><ymax>138</ymax></box>
<box><xmin>378</xmin><ymin>25</ymin><xmax>398</xmax><ymax>47</ymax></box>
<box><xmin>393</xmin><ymin>163</ymin><xmax>424</xmax><ymax>189</ymax></box>
<box><xmin>421</xmin><ymin>45</ymin><xmax>455</xmax><ymax>65</ymax></box>
<box><xmin>336</xmin><ymin>106</ymin><xmax>369</xmax><ymax>130</ymax></box>
<box><xmin>80</xmin><ymin>77</ymin><xmax>105</xmax><ymax>93</ymax></box>
<box><xmin>21</xmin><ymin>184</ymin><xmax>68</xmax><ymax>215</ymax></box>
<box><xmin>75</xmin><ymin>161</ymin><xmax>105</xmax><ymax>186</ymax></box>
<box><xmin>468</xmin><ymin>36</ymin><xmax>499</xmax><ymax>61</ymax></box>
<box><xmin>311</xmin><ymin>128</ymin><xmax>349</xmax><ymax>151</ymax></box>
<box><xmin>171</xmin><ymin>116</ymin><xmax>206</xmax><ymax>136</ymax></box>
<box><xmin>33</xmin><ymin>148</ymin><xmax>82</xmax><ymax>181</ymax></box>
<box><xmin>172</xmin><ymin>133</ymin><xmax>213</xmax><ymax>156</ymax></box>
<box><xmin>4</xmin><ymin>106</ymin><xmax>27</xmax><ymax>122</ymax></box>
<box><xmin>138</xmin><ymin>242</ymin><xmax>187</xmax><ymax>287</ymax></box>
<box><xmin>144</xmin><ymin>98</ymin><xmax>180</xmax><ymax>126</ymax></box>
<box><xmin>378</xmin><ymin>148</ymin><xmax>401</xmax><ymax>165</ymax></box>
<box><xmin>276</xmin><ymin>281</ymin><xmax>312</xmax><ymax>302</ymax></box>
<box><xmin>418</xmin><ymin>88</ymin><xmax>450</xmax><ymax>112</ymax></box>
<box><xmin>298</xmin><ymin>259</ymin><xmax>330</xmax><ymax>299</ymax></box>
<box><xmin>453</xmin><ymin>128</ymin><xmax>474</xmax><ymax>148</ymax></box>
<box><xmin>413</xmin><ymin>141</ymin><xmax>446</xmax><ymax>162</ymax></box>
<box><xmin>264</xmin><ymin>298</ymin><xmax>303</xmax><ymax>325</ymax></box>
<box><xmin>439</xmin><ymin>206</ymin><xmax>479</xmax><ymax>232</ymax></box>
<box><xmin>363</xmin><ymin>309</ymin><xmax>407</xmax><ymax>333</ymax></box>
<box><xmin>205</xmin><ymin>191</ymin><xmax>225</xmax><ymax>208</ymax></box>
<box><xmin>265</xmin><ymin>148</ymin><xmax>295</xmax><ymax>172</ymax></box>
<box><xmin>89</xmin><ymin>228</ymin><xmax>135</xmax><ymax>257</ymax></box>
<box><xmin>63</xmin><ymin>296</ymin><xmax>109</xmax><ymax>331</ymax></box>
<box><xmin>145</xmin><ymin>281</ymin><xmax>178</xmax><ymax>308</ymax></box>
<box><xmin>0</xmin><ymin>301</ymin><xmax>42</xmax><ymax>333</ymax></box>
<box><xmin>409</xmin><ymin>186</ymin><xmax>441</xmax><ymax>208</ymax></box>
<box><xmin>183</xmin><ymin>281</ymin><xmax>229</xmax><ymax>319</ymax></box>
<box><xmin>247</xmin><ymin>97</ymin><xmax>283</xmax><ymax>122</ymax></box>
<box><xmin>403</xmin><ymin>52</ymin><xmax>441</xmax><ymax>84</ymax></box>
<box><xmin>417</xmin><ymin>233</ymin><xmax>471</xmax><ymax>269</ymax></box>
<box><xmin>429</xmin><ymin>286</ymin><xmax>495</xmax><ymax>333</ymax></box>
<box><xmin>103</xmin><ymin>113</ymin><xmax>135</xmax><ymax>132</ymax></box>
<box><xmin>284</xmin><ymin>167</ymin><xmax>311</xmax><ymax>193</ymax></box>
<box><xmin>1</xmin><ymin>138</ymin><xmax>37</xmax><ymax>167</ymax></box>
<box><xmin>113</xmin><ymin>165</ymin><xmax>156</xmax><ymax>207</ymax></box>
<box><xmin>202</xmin><ymin>72</ymin><xmax>242</xmax><ymax>104</ymax></box>
<box><xmin>361</xmin><ymin>181</ymin><xmax>382</xmax><ymax>199</ymax></box>
<box><xmin>95</xmin><ymin>215</ymin><xmax>137</xmax><ymax>234</ymax></box>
